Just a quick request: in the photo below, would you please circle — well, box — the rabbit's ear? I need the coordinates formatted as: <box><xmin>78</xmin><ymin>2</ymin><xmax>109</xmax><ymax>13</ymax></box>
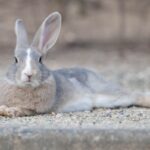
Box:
<box><xmin>31</xmin><ymin>12</ymin><xmax>61</xmax><ymax>54</ymax></box>
<box><xmin>15</xmin><ymin>19</ymin><xmax>29</xmax><ymax>51</ymax></box>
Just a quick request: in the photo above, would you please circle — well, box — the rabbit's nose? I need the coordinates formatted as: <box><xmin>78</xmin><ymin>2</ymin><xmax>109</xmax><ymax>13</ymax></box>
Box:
<box><xmin>25</xmin><ymin>73</ymin><xmax>32</xmax><ymax>80</ymax></box>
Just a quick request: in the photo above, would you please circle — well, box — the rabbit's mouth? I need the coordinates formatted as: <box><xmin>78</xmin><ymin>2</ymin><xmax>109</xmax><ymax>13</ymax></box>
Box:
<box><xmin>19</xmin><ymin>73</ymin><xmax>40</xmax><ymax>87</ymax></box>
<box><xmin>16</xmin><ymin>79</ymin><xmax>40</xmax><ymax>88</ymax></box>
<box><xmin>24</xmin><ymin>80</ymin><xmax>40</xmax><ymax>87</ymax></box>
<box><xmin>26</xmin><ymin>78</ymin><xmax>31</xmax><ymax>83</ymax></box>
<box><xmin>24</xmin><ymin>80</ymin><xmax>32</xmax><ymax>84</ymax></box>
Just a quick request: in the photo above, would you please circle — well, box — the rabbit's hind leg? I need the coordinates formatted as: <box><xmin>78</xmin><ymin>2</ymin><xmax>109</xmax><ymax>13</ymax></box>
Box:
<box><xmin>134</xmin><ymin>92</ymin><xmax>150</xmax><ymax>108</ymax></box>
<box><xmin>58</xmin><ymin>95</ymin><xmax>93</xmax><ymax>113</ymax></box>
<box><xmin>93</xmin><ymin>93</ymin><xmax>135</xmax><ymax>108</ymax></box>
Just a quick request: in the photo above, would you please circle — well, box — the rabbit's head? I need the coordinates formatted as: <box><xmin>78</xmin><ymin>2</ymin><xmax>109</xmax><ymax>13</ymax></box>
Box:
<box><xmin>6</xmin><ymin>12</ymin><xmax>61</xmax><ymax>87</ymax></box>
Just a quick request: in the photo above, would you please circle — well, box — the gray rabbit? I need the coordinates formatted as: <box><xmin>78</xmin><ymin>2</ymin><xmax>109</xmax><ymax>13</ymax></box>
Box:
<box><xmin>0</xmin><ymin>12</ymin><xmax>149</xmax><ymax>117</ymax></box>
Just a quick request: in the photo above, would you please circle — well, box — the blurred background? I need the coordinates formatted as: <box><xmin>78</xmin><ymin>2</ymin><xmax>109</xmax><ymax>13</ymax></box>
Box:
<box><xmin>1</xmin><ymin>0</ymin><xmax>150</xmax><ymax>91</ymax></box>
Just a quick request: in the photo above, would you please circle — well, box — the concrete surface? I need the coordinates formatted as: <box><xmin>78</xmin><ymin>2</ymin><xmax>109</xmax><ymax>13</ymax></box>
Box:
<box><xmin>0</xmin><ymin>107</ymin><xmax>150</xmax><ymax>150</ymax></box>
<box><xmin>0</xmin><ymin>128</ymin><xmax>150</xmax><ymax>150</ymax></box>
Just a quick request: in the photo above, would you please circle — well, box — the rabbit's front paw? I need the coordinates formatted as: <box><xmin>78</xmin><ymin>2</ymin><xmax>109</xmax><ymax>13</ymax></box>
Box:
<box><xmin>0</xmin><ymin>105</ymin><xmax>22</xmax><ymax>117</ymax></box>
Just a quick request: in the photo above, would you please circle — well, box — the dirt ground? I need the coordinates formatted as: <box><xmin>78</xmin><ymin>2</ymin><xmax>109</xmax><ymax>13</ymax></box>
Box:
<box><xmin>0</xmin><ymin>107</ymin><xmax>150</xmax><ymax>130</ymax></box>
<box><xmin>0</xmin><ymin>44</ymin><xmax>150</xmax><ymax>129</ymax></box>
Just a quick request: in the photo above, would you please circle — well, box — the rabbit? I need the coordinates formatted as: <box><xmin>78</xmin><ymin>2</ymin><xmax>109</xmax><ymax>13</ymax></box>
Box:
<box><xmin>0</xmin><ymin>12</ymin><xmax>149</xmax><ymax>117</ymax></box>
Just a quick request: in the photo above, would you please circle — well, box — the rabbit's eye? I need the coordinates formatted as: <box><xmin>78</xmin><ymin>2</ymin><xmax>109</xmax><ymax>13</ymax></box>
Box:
<box><xmin>39</xmin><ymin>57</ymin><xmax>42</xmax><ymax>63</ymax></box>
<box><xmin>14</xmin><ymin>57</ymin><xmax>18</xmax><ymax>63</ymax></box>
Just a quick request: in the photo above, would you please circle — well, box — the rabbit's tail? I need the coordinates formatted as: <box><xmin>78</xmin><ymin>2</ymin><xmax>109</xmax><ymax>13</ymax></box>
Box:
<box><xmin>134</xmin><ymin>92</ymin><xmax>150</xmax><ymax>108</ymax></box>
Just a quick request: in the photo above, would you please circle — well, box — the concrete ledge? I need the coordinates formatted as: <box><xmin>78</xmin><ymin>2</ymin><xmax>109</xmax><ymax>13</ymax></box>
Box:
<box><xmin>0</xmin><ymin>107</ymin><xmax>150</xmax><ymax>150</ymax></box>
<box><xmin>0</xmin><ymin>128</ymin><xmax>150</xmax><ymax>150</ymax></box>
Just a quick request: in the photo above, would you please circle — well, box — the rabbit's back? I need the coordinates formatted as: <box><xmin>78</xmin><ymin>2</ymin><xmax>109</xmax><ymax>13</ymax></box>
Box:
<box><xmin>53</xmin><ymin>67</ymin><xmax>121</xmax><ymax>94</ymax></box>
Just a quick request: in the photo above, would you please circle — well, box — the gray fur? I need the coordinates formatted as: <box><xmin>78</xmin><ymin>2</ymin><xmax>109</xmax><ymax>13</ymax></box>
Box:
<box><xmin>0</xmin><ymin>12</ymin><xmax>148</xmax><ymax>117</ymax></box>
<box><xmin>15</xmin><ymin>19</ymin><xmax>29</xmax><ymax>50</ymax></box>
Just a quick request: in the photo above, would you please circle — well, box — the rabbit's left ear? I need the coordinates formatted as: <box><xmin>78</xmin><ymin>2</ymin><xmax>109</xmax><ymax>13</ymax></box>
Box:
<box><xmin>31</xmin><ymin>12</ymin><xmax>61</xmax><ymax>54</ymax></box>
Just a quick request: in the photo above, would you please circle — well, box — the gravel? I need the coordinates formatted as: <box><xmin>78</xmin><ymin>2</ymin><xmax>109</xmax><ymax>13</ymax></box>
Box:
<box><xmin>0</xmin><ymin>107</ymin><xmax>150</xmax><ymax>130</ymax></box>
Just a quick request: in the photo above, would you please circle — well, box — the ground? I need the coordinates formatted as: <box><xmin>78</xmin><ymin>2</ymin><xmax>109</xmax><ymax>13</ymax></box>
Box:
<box><xmin>0</xmin><ymin>107</ymin><xmax>150</xmax><ymax>130</ymax></box>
